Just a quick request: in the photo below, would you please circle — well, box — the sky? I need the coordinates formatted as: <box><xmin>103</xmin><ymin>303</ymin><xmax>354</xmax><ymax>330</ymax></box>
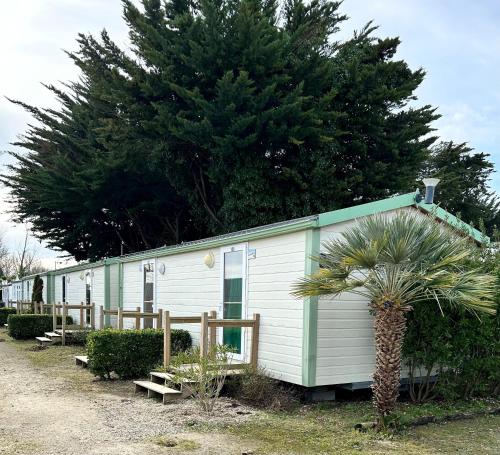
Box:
<box><xmin>0</xmin><ymin>0</ymin><xmax>499</xmax><ymax>267</ymax></box>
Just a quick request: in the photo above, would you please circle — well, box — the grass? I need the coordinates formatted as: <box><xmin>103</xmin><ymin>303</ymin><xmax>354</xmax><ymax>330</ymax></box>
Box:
<box><xmin>209</xmin><ymin>400</ymin><xmax>500</xmax><ymax>455</ymax></box>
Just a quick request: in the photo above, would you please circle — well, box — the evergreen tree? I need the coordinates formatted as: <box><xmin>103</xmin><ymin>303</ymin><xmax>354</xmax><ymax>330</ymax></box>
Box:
<box><xmin>3</xmin><ymin>0</ymin><xmax>443</xmax><ymax>260</ymax></box>
<box><xmin>31</xmin><ymin>275</ymin><xmax>44</xmax><ymax>303</ymax></box>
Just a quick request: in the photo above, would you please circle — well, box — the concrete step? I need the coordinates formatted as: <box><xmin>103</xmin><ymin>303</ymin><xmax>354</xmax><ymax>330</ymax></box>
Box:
<box><xmin>36</xmin><ymin>336</ymin><xmax>53</xmax><ymax>346</ymax></box>
<box><xmin>134</xmin><ymin>380</ymin><xmax>182</xmax><ymax>404</ymax></box>
<box><xmin>75</xmin><ymin>355</ymin><xmax>88</xmax><ymax>367</ymax></box>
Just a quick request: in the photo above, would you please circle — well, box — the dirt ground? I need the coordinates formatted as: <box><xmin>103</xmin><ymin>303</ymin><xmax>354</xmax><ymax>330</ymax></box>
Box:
<box><xmin>0</xmin><ymin>335</ymin><xmax>257</xmax><ymax>455</ymax></box>
<box><xmin>1</xmin><ymin>331</ymin><xmax>499</xmax><ymax>455</ymax></box>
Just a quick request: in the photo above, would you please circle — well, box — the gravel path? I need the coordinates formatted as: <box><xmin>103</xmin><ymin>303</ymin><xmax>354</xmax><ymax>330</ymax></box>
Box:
<box><xmin>0</xmin><ymin>335</ymin><xmax>256</xmax><ymax>455</ymax></box>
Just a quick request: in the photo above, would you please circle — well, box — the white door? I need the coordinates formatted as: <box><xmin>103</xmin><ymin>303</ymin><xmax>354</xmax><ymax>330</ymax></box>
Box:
<box><xmin>141</xmin><ymin>260</ymin><xmax>155</xmax><ymax>328</ymax></box>
<box><xmin>219</xmin><ymin>244</ymin><xmax>247</xmax><ymax>360</ymax></box>
<box><xmin>85</xmin><ymin>270</ymin><xmax>93</xmax><ymax>326</ymax></box>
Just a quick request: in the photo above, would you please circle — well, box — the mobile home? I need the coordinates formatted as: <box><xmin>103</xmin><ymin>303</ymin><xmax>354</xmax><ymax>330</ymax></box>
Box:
<box><xmin>18</xmin><ymin>192</ymin><xmax>487</xmax><ymax>389</ymax></box>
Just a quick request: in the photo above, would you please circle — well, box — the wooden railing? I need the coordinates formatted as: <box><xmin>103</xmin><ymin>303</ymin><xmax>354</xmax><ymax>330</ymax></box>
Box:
<box><xmin>162</xmin><ymin>311</ymin><xmax>260</xmax><ymax>370</ymax></box>
<box><xmin>100</xmin><ymin>307</ymin><xmax>164</xmax><ymax>330</ymax></box>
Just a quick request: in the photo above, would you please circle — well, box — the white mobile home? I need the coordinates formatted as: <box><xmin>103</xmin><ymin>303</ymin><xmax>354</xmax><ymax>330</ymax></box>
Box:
<box><xmin>18</xmin><ymin>192</ymin><xmax>487</xmax><ymax>388</ymax></box>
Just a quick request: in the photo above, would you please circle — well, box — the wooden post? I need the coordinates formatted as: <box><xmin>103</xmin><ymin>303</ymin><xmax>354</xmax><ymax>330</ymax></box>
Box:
<box><xmin>118</xmin><ymin>307</ymin><xmax>123</xmax><ymax>330</ymax></box>
<box><xmin>250</xmin><ymin>313</ymin><xmax>260</xmax><ymax>369</ymax></box>
<box><xmin>99</xmin><ymin>305</ymin><xmax>104</xmax><ymax>330</ymax></box>
<box><xmin>90</xmin><ymin>303</ymin><xmax>95</xmax><ymax>330</ymax></box>
<box><xmin>200</xmin><ymin>312</ymin><xmax>209</xmax><ymax>358</ymax></box>
<box><xmin>209</xmin><ymin>310</ymin><xmax>217</xmax><ymax>347</ymax></box>
<box><xmin>163</xmin><ymin>311</ymin><xmax>170</xmax><ymax>368</ymax></box>
<box><xmin>80</xmin><ymin>302</ymin><xmax>84</xmax><ymax>329</ymax></box>
<box><xmin>61</xmin><ymin>305</ymin><xmax>66</xmax><ymax>346</ymax></box>
<box><xmin>52</xmin><ymin>302</ymin><xmax>57</xmax><ymax>332</ymax></box>
<box><xmin>135</xmin><ymin>306</ymin><xmax>141</xmax><ymax>329</ymax></box>
<box><xmin>157</xmin><ymin>309</ymin><xmax>163</xmax><ymax>330</ymax></box>
<box><xmin>33</xmin><ymin>302</ymin><xmax>38</xmax><ymax>314</ymax></box>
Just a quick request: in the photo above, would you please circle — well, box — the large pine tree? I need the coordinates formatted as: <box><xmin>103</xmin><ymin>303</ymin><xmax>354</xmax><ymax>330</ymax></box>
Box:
<box><xmin>4</xmin><ymin>0</ymin><xmax>440</xmax><ymax>260</ymax></box>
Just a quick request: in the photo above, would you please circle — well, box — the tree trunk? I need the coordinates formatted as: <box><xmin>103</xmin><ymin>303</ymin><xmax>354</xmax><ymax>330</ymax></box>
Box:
<box><xmin>371</xmin><ymin>304</ymin><xmax>410</xmax><ymax>423</ymax></box>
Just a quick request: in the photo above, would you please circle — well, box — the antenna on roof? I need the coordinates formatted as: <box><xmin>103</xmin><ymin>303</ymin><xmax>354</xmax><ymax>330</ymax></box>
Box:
<box><xmin>422</xmin><ymin>178</ymin><xmax>440</xmax><ymax>204</ymax></box>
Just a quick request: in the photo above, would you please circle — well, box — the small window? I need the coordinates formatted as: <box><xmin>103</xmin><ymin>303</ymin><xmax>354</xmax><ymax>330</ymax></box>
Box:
<box><xmin>62</xmin><ymin>276</ymin><xmax>66</xmax><ymax>303</ymax></box>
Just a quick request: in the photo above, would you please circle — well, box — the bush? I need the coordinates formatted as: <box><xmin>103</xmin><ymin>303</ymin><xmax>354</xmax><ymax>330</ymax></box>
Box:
<box><xmin>68</xmin><ymin>329</ymin><xmax>94</xmax><ymax>346</ymax></box>
<box><xmin>7</xmin><ymin>314</ymin><xmax>73</xmax><ymax>339</ymax></box>
<box><xmin>87</xmin><ymin>328</ymin><xmax>192</xmax><ymax>379</ymax></box>
<box><xmin>235</xmin><ymin>367</ymin><xmax>298</xmax><ymax>410</ymax></box>
<box><xmin>172</xmin><ymin>345</ymin><xmax>233</xmax><ymax>413</ymax></box>
<box><xmin>403</xmin><ymin>247</ymin><xmax>500</xmax><ymax>401</ymax></box>
<box><xmin>0</xmin><ymin>308</ymin><xmax>17</xmax><ymax>325</ymax></box>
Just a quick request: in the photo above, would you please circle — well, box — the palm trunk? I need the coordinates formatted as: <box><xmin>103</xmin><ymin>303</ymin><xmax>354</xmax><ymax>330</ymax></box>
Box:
<box><xmin>371</xmin><ymin>303</ymin><xmax>409</xmax><ymax>423</ymax></box>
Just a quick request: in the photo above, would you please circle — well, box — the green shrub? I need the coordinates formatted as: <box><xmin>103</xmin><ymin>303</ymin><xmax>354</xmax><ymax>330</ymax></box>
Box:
<box><xmin>7</xmin><ymin>314</ymin><xmax>73</xmax><ymax>339</ymax></box>
<box><xmin>403</xmin><ymin>247</ymin><xmax>500</xmax><ymax>401</ymax></box>
<box><xmin>86</xmin><ymin>328</ymin><xmax>192</xmax><ymax>379</ymax></box>
<box><xmin>0</xmin><ymin>308</ymin><xmax>17</xmax><ymax>325</ymax></box>
<box><xmin>68</xmin><ymin>329</ymin><xmax>94</xmax><ymax>346</ymax></box>
<box><xmin>234</xmin><ymin>366</ymin><xmax>298</xmax><ymax>410</ymax></box>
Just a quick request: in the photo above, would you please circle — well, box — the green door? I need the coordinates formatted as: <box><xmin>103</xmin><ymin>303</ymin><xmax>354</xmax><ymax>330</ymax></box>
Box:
<box><xmin>222</xmin><ymin>248</ymin><xmax>245</xmax><ymax>354</ymax></box>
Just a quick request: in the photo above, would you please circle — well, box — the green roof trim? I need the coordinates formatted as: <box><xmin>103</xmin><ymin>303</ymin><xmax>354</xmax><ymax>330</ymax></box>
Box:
<box><xmin>318</xmin><ymin>192</ymin><xmax>489</xmax><ymax>245</ymax></box>
<box><xmin>19</xmin><ymin>192</ymin><xmax>486</xmax><ymax>280</ymax></box>
<box><xmin>318</xmin><ymin>193</ymin><xmax>416</xmax><ymax>227</ymax></box>
<box><xmin>416</xmin><ymin>202</ymin><xmax>488</xmax><ymax>244</ymax></box>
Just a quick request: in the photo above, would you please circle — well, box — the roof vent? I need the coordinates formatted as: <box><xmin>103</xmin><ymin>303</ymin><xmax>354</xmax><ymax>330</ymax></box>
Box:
<box><xmin>422</xmin><ymin>178</ymin><xmax>440</xmax><ymax>204</ymax></box>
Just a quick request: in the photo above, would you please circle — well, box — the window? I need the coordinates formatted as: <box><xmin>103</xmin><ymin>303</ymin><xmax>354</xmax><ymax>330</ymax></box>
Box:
<box><xmin>62</xmin><ymin>276</ymin><xmax>66</xmax><ymax>303</ymax></box>
<box><xmin>85</xmin><ymin>272</ymin><xmax>92</xmax><ymax>324</ymax></box>
<box><xmin>222</xmin><ymin>248</ymin><xmax>245</xmax><ymax>354</ymax></box>
<box><xmin>143</xmin><ymin>262</ymin><xmax>155</xmax><ymax>328</ymax></box>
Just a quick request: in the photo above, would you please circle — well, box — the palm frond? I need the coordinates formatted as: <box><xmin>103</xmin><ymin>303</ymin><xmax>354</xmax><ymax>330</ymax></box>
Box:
<box><xmin>293</xmin><ymin>211</ymin><xmax>497</xmax><ymax>315</ymax></box>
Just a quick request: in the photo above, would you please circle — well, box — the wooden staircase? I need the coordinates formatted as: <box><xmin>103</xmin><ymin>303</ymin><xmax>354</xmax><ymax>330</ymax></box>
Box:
<box><xmin>35</xmin><ymin>331</ymin><xmax>62</xmax><ymax>346</ymax></box>
<box><xmin>134</xmin><ymin>371</ymin><xmax>191</xmax><ymax>404</ymax></box>
<box><xmin>36</xmin><ymin>329</ymin><xmax>83</xmax><ymax>346</ymax></box>
<box><xmin>75</xmin><ymin>355</ymin><xmax>88</xmax><ymax>368</ymax></box>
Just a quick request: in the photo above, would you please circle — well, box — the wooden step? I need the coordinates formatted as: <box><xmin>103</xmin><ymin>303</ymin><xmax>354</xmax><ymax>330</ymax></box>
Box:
<box><xmin>134</xmin><ymin>380</ymin><xmax>182</xmax><ymax>404</ymax></box>
<box><xmin>3</xmin><ymin>323</ymin><xmax>8</xmax><ymax>328</ymax></box>
<box><xmin>75</xmin><ymin>355</ymin><xmax>88</xmax><ymax>367</ymax></box>
<box><xmin>36</xmin><ymin>337</ymin><xmax>53</xmax><ymax>346</ymax></box>
<box><xmin>45</xmin><ymin>332</ymin><xmax>61</xmax><ymax>338</ymax></box>
<box><xmin>149</xmin><ymin>371</ymin><xmax>196</xmax><ymax>397</ymax></box>
<box><xmin>150</xmin><ymin>371</ymin><xmax>175</xmax><ymax>383</ymax></box>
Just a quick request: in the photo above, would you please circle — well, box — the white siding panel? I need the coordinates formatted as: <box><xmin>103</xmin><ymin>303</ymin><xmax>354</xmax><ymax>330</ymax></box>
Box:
<box><xmin>92</xmin><ymin>267</ymin><xmax>105</xmax><ymax>328</ymax></box>
<box><xmin>66</xmin><ymin>271</ymin><xmax>87</xmax><ymax>324</ymax></box>
<box><xmin>122</xmin><ymin>261</ymin><xmax>142</xmax><ymax>329</ymax></box>
<box><xmin>139</xmin><ymin>230</ymin><xmax>308</xmax><ymax>385</ymax></box>
<box><xmin>246</xmin><ymin>232</ymin><xmax>305</xmax><ymax>385</ymax></box>
<box><xmin>156</xmin><ymin>249</ymin><xmax>221</xmax><ymax>343</ymax></box>
<box><xmin>316</xmin><ymin>208</ymin><xmax>420</xmax><ymax>386</ymax></box>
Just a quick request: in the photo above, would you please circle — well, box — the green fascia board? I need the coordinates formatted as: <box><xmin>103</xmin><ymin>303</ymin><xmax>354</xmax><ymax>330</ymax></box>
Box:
<box><xmin>40</xmin><ymin>192</ymin><xmax>487</xmax><ymax>277</ymax></box>
<box><xmin>302</xmin><ymin>228</ymin><xmax>320</xmax><ymax>387</ymax></box>
<box><xmin>416</xmin><ymin>202</ymin><xmax>489</xmax><ymax>244</ymax></box>
<box><xmin>108</xmin><ymin>217</ymin><xmax>317</xmax><ymax>264</ymax></box>
<box><xmin>317</xmin><ymin>193</ymin><xmax>417</xmax><ymax>227</ymax></box>
<box><xmin>318</xmin><ymin>192</ymin><xmax>488</xmax><ymax>245</ymax></box>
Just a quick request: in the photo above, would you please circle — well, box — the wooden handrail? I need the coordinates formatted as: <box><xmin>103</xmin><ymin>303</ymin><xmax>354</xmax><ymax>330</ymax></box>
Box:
<box><xmin>162</xmin><ymin>310</ymin><xmax>260</xmax><ymax>369</ymax></box>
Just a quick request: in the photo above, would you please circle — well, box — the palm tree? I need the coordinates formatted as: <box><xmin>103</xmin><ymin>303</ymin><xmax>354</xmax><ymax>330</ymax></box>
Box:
<box><xmin>293</xmin><ymin>211</ymin><xmax>496</xmax><ymax>425</ymax></box>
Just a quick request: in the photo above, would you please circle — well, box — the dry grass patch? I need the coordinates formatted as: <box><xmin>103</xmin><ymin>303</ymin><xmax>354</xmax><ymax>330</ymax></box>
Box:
<box><xmin>210</xmin><ymin>402</ymin><xmax>500</xmax><ymax>455</ymax></box>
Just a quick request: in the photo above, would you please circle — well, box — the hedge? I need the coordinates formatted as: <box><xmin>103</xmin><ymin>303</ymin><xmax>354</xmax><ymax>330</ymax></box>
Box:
<box><xmin>86</xmin><ymin>328</ymin><xmax>192</xmax><ymax>379</ymax></box>
<box><xmin>7</xmin><ymin>314</ymin><xmax>74</xmax><ymax>339</ymax></box>
<box><xmin>0</xmin><ymin>308</ymin><xmax>16</xmax><ymax>325</ymax></box>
